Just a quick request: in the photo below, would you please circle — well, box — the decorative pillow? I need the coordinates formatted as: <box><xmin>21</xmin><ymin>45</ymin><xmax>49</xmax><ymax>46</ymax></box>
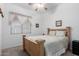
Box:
<box><xmin>49</xmin><ymin>31</ymin><xmax>56</xmax><ymax>36</ymax></box>
<box><xmin>56</xmin><ymin>31</ymin><xmax>65</xmax><ymax>36</ymax></box>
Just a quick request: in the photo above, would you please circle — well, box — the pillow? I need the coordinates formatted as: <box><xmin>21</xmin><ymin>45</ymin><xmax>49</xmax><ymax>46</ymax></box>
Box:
<box><xmin>49</xmin><ymin>31</ymin><xmax>56</xmax><ymax>36</ymax></box>
<box><xmin>56</xmin><ymin>31</ymin><xmax>65</xmax><ymax>36</ymax></box>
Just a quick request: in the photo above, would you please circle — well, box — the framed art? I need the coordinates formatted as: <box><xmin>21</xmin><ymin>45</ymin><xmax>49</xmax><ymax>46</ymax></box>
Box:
<box><xmin>36</xmin><ymin>23</ymin><xmax>39</xmax><ymax>28</ymax></box>
<box><xmin>56</xmin><ymin>20</ymin><xmax>62</xmax><ymax>27</ymax></box>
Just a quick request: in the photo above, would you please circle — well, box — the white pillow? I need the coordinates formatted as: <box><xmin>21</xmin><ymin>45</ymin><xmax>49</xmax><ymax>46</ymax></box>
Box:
<box><xmin>56</xmin><ymin>31</ymin><xmax>65</xmax><ymax>36</ymax></box>
<box><xmin>49</xmin><ymin>31</ymin><xmax>56</xmax><ymax>36</ymax></box>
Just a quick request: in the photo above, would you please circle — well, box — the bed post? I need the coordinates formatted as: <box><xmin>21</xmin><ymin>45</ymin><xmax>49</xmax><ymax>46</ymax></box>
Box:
<box><xmin>23</xmin><ymin>35</ymin><xmax>26</xmax><ymax>51</ymax></box>
<box><xmin>66</xmin><ymin>27</ymin><xmax>71</xmax><ymax>50</ymax></box>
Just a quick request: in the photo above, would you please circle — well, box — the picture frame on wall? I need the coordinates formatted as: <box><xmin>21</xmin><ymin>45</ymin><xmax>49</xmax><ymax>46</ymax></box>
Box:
<box><xmin>56</xmin><ymin>20</ymin><xmax>62</xmax><ymax>27</ymax></box>
<box><xmin>36</xmin><ymin>23</ymin><xmax>39</xmax><ymax>28</ymax></box>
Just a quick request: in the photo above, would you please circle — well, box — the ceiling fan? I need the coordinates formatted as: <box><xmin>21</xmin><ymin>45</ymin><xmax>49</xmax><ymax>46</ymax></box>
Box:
<box><xmin>28</xmin><ymin>3</ymin><xmax>48</xmax><ymax>11</ymax></box>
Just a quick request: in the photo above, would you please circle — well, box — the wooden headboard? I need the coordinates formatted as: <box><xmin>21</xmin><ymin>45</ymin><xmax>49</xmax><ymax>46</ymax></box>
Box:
<box><xmin>47</xmin><ymin>27</ymin><xmax>71</xmax><ymax>40</ymax></box>
<box><xmin>47</xmin><ymin>27</ymin><xmax>71</xmax><ymax>50</ymax></box>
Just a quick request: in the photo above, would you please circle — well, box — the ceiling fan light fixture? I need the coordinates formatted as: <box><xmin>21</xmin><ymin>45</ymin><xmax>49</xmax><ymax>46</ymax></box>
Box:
<box><xmin>28</xmin><ymin>3</ymin><xmax>47</xmax><ymax>11</ymax></box>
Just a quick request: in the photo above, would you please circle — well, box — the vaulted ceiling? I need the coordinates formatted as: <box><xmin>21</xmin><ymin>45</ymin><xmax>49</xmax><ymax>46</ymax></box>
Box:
<box><xmin>14</xmin><ymin>3</ymin><xmax>60</xmax><ymax>14</ymax></box>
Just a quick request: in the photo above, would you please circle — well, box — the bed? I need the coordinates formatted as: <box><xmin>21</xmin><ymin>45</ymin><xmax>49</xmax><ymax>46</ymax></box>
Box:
<box><xmin>22</xmin><ymin>27</ymin><xmax>71</xmax><ymax>56</ymax></box>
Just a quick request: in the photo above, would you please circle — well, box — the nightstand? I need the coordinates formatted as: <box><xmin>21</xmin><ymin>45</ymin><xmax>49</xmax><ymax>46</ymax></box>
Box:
<box><xmin>72</xmin><ymin>40</ymin><xmax>79</xmax><ymax>55</ymax></box>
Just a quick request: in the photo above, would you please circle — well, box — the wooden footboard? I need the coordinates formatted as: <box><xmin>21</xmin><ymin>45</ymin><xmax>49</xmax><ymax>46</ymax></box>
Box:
<box><xmin>23</xmin><ymin>35</ymin><xmax>45</xmax><ymax>56</ymax></box>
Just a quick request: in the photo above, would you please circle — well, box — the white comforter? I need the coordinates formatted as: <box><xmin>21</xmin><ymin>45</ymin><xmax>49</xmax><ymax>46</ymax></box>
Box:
<box><xmin>25</xmin><ymin>35</ymin><xmax>68</xmax><ymax>56</ymax></box>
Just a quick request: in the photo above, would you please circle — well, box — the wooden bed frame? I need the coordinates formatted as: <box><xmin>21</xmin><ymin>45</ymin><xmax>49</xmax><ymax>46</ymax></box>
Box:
<box><xmin>23</xmin><ymin>27</ymin><xmax>71</xmax><ymax>56</ymax></box>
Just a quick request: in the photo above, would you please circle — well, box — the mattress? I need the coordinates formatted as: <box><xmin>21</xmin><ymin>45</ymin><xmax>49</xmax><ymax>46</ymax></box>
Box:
<box><xmin>25</xmin><ymin>35</ymin><xmax>68</xmax><ymax>56</ymax></box>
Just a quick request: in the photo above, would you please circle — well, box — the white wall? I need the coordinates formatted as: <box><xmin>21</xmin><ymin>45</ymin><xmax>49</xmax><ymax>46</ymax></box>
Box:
<box><xmin>42</xmin><ymin>3</ymin><xmax>79</xmax><ymax>49</ymax></box>
<box><xmin>1</xmin><ymin>4</ymin><xmax>43</xmax><ymax>49</ymax></box>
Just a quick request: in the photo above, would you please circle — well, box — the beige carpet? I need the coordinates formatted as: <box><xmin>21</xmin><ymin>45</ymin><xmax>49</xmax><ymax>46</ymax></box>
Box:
<box><xmin>1</xmin><ymin>46</ymin><xmax>76</xmax><ymax>56</ymax></box>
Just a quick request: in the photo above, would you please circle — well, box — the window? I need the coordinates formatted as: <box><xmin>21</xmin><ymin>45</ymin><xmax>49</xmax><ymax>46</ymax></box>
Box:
<box><xmin>11</xmin><ymin>24</ymin><xmax>22</xmax><ymax>34</ymax></box>
<box><xmin>9</xmin><ymin>13</ymin><xmax>32</xmax><ymax>35</ymax></box>
<box><xmin>22</xmin><ymin>20</ymin><xmax>31</xmax><ymax>34</ymax></box>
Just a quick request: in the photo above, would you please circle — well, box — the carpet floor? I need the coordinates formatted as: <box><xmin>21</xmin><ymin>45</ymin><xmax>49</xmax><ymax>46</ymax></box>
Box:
<box><xmin>1</xmin><ymin>46</ymin><xmax>77</xmax><ymax>56</ymax></box>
